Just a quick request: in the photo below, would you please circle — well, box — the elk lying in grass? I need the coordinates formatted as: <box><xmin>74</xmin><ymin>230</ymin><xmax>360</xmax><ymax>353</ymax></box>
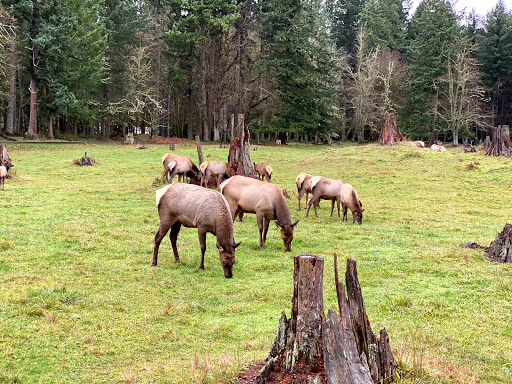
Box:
<box><xmin>253</xmin><ymin>162</ymin><xmax>273</xmax><ymax>182</ymax></box>
<box><xmin>306</xmin><ymin>176</ymin><xmax>345</xmax><ymax>218</ymax></box>
<box><xmin>200</xmin><ymin>161</ymin><xmax>230</xmax><ymax>188</ymax></box>
<box><xmin>221</xmin><ymin>175</ymin><xmax>299</xmax><ymax>252</ymax></box>
<box><xmin>338</xmin><ymin>184</ymin><xmax>364</xmax><ymax>224</ymax></box>
<box><xmin>410</xmin><ymin>140</ymin><xmax>425</xmax><ymax>148</ymax></box>
<box><xmin>431</xmin><ymin>144</ymin><xmax>447</xmax><ymax>152</ymax></box>
<box><xmin>153</xmin><ymin>183</ymin><xmax>241</xmax><ymax>278</ymax></box>
<box><xmin>161</xmin><ymin>153</ymin><xmax>199</xmax><ymax>184</ymax></box>
<box><xmin>296</xmin><ymin>173</ymin><xmax>320</xmax><ymax>211</ymax></box>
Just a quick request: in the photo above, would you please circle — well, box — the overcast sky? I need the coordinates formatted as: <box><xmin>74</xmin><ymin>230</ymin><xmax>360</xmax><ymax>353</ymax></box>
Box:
<box><xmin>410</xmin><ymin>0</ymin><xmax>512</xmax><ymax>17</ymax></box>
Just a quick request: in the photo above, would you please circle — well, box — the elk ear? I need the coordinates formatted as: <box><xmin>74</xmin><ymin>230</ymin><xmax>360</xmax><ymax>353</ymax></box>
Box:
<box><xmin>233</xmin><ymin>241</ymin><xmax>242</xmax><ymax>249</ymax></box>
<box><xmin>291</xmin><ymin>219</ymin><xmax>300</xmax><ymax>228</ymax></box>
<box><xmin>275</xmin><ymin>221</ymin><xmax>284</xmax><ymax>230</ymax></box>
<box><xmin>362</xmin><ymin>209</ymin><xmax>365</xmax><ymax>212</ymax></box>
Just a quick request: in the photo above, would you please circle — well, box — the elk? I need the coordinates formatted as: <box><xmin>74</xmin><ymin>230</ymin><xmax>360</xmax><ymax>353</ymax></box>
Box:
<box><xmin>338</xmin><ymin>184</ymin><xmax>364</xmax><ymax>224</ymax></box>
<box><xmin>306</xmin><ymin>176</ymin><xmax>345</xmax><ymax>218</ymax></box>
<box><xmin>296</xmin><ymin>173</ymin><xmax>320</xmax><ymax>211</ymax></box>
<box><xmin>200</xmin><ymin>161</ymin><xmax>230</xmax><ymax>188</ymax></box>
<box><xmin>410</xmin><ymin>140</ymin><xmax>425</xmax><ymax>148</ymax></box>
<box><xmin>153</xmin><ymin>183</ymin><xmax>241</xmax><ymax>278</ymax></box>
<box><xmin>0</xmin><ymin>166</ymin><xmax>7</xmax><ymax>190</ymax></box>
<box><xmin>253</xmin><ymin>162</ymin><xmax>273</xmax><ymax>182</ymax></box>
<box><xmin>161</xmin><ymin>153</ymin><xmax>199</xmax><ymax>184</ymax></box>
<box><xmin>431</xmin><ymin>144</ymin><xmax>447</xmax><ymax>152</ymax></box>
<box><xmin>221</xmin><ymin>175</ymin><xmax>299</xmax><ymax>252</ymax></box>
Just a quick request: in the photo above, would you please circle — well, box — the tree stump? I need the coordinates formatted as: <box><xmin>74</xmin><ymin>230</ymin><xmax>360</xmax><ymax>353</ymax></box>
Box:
<box><xmin>253</xmin><ymin>255</ymin><xmax>397</xmax><ymax>384</ymax></box>
<box><xmin>196</xmin><ymin>136</ymin><xmax>204</xmax><ymax>165</ymax></box>
<box><xmin>488</xmin><ymin>224</ymin><xmax>512</xmax><ymax>263</ymax></box>
<box><xmin>378</xmin><ymin>113</ymin><xmax>403</xmax><ymax>146</ymax></box>
<box><xmin>486</xmin><ymin>125</ymin><xmax>511</xmax><ymax>158</ymax></box>
<box><xmin>228</xmin><ymin>114</ymin><xmax>254</xmax><ymax>177</ymax></box>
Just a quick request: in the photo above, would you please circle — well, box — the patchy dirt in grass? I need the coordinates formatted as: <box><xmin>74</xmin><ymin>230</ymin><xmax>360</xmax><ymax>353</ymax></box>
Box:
<box><xmin>231</xmin><ymin>361</ymin><xmax>263</xmax><ymax>383</ymax></box>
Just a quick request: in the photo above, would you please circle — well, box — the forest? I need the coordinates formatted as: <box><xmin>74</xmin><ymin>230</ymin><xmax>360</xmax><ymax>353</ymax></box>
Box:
<box><xmin>0</xmin><ymin>0</ymin><xmax>510</xmax><ymax>144</ymax></box>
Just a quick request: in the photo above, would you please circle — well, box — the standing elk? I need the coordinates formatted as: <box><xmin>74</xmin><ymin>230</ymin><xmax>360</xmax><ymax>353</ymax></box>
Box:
<box><xmin>221</xmin><ymin>175</ymin><xmax>299</xmax><ymax>252</ymax></box>
<box><xmin>153</xmin><ymin>183</ymin><xmax>241</xmax><ymax>278</ymax></box>
<box><xmin>306</xmin><ymin>176</ymin><xmax>345</xmax><ymax>218</ymax></box>
<box><xmin>200</xmin><ymin>161</ymin><xmax>231</xmax><ymax>188</ymax></box>
<box><xmin>338</xmin><ymin>184</ymin><xmax>364</xmax><ymax>224</ymax></box>
<box><xmin>253</xmin><ymin>162</ymin><xmax>273</xmax><ymax>182</ymax></box>
<box><xmin>161</xmin><ymin>153</ymin><xmax>199</xmax><ymax>184</ymax></box>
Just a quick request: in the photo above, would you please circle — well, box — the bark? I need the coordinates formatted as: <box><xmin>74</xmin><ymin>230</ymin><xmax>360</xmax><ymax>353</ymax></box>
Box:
<box><xmin>1</xmin><ymin>143</ymin><xmax>13</xmax><ymax>168</ymax></box>
<box><xmin>196</xmin><ymin>136</ymin><xmax>204</xmax><ymax>165</ymax></box>
<box><xmin>228</xmin><ymin>114</ymin><xmax>254</xmax><ymax>176</ymax></box>
<box><xmin>488</xmin><ymin>224</ymin><xmax>512</xmax><ymax>263</ymax></box>
<box><xmin>485</xmin><ymin>125</ymin><xmax>511</xmax><ymax>158</ymax></box>
<box><xmin>378</xmin><ymin>113</ymin><xmax>403</xmax><ymax>146</ymax></box>
<box><xmin>7</xmin><ymin>40</ymin><xmax>16</xmax><ymax>134</ymax></box>
<box><xmin>201</xmin><ymin>47</ymin><xmax>209</xmax><ymax>142</ymax></box>
<box><xmin>47</xmin><ymin>113</ymin><xmax>54</xmax><ymax>139</ymax></box>
<box><xmin>28</xmin><ymin>78</ymin><xmax>38</xmax><ymax>139</ymax></box>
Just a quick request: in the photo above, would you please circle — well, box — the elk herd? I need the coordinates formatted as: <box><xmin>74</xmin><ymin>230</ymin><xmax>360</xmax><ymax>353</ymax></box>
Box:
<box><xmin>154</xmin><ymin>151</ymin><xmax>363</xmax><ymax>278</ymax></box>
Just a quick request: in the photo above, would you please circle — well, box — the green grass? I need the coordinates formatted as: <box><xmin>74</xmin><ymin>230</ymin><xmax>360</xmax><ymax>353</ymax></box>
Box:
<box><xmin>1</xmin><ymin>142</ymin><xmax>511</xmax><ymax>383</ymax></box>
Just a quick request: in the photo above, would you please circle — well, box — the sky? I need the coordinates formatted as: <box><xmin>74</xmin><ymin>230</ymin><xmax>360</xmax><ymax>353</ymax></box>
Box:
<box><xmin>410</xmin><ymin>0</ymin><xmax>512</xmax><ymax>17</ymax></box>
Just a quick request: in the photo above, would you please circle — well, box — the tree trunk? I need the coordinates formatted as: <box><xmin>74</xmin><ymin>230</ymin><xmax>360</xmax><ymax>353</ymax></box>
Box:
<box><xmin>378</xmin><ymin>113</ymin><xmax>403</xmax><ymax>146</ymax></box>
<box><xmin>0</xmin><ymin>143</ymin><xmax>12</xmax><ymax>168</ymax></box>
<box><xmin>201</xmin><ymin>47</ymin><xmax>209</xmax><ymax>142</ymax></box>
<box><xmin>486</xmin><ymin>125</ymin><xmax>511</xmax><ymax>158</ymax></box>
<box><xmin>7</xmin><ymin>40</ymin><xmax>16</xmax><ymax>134</ymax></box>
<box><xmin>228</xmin><ymin>114</ymin><xmax>254</xmax><ymax>177</ymax></box>
<box><xmin>196</xmin><ymin>135</ymin><xmax>204</xmax><ymax>166</ymax></box>
<box><xmin>47</xmin><ymin>113</ymin><xmax>54</xmax><ymax>139</ymax></box>
<box><xmin>28</xmin><ymin>78</ymin><xmax>38</xmax><ymax>139</ymax></box>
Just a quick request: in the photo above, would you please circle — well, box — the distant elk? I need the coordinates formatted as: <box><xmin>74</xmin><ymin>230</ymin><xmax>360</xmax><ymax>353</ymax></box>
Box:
<box><xmin>161</xmin><ymin>153</ymin><xmax>199</xmax><ymax>184</ymax></box>
<box><xmin>296</xmin><ymin>173</ymin><xmax>320</xmax><ymax>211</ymax></box>
<box><xmin>338</xmin><ymin>184</ymin><xmax>364</xmax><ymax>224</ymax></box>
<box><xmin>253</xmin><ymin>162</ymin><xmax>273</xmax><ymax>182</ymax></box>
<box><xmin>200</xmin><ymin>161</ymin><xmax>230</xmax><ymax>188</ymax></box>
<box><xmin>306</xmin><ymin>176</ymin><xmax>345</xmax><ymax>218</ymax></box>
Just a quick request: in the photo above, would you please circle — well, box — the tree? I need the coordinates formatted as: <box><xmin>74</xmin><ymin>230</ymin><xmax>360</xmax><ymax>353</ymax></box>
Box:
<box><xmin>400</xmin><ymin>0</ymin><xmax>459</xmax><ymax>140</ymax></box>
<box><xmin>259</xmin><ymin>0</ymin><xmax>340</xmax><ymax>140</ymax></box>
<box><xmin>327</xmin><ymin>0</ymin><xmax>367</xmax><ymax>54</ymax></box>
<box><xmin>477</xmin><ymin>0</ymin><xmax>512</xmax><ymax>126</ymax></box>
<box><xmin>437</xmin><ymin>38</ymin><xmax>489</xmax><ymax>144</ymax></box>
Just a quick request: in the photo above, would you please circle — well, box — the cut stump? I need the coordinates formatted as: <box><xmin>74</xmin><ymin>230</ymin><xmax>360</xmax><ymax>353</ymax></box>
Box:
<box><xmin>253</xmin><ymin>255</ymin><xmax>396</xmax><ymax>384</ymax></box>
<box><xmin>486</xmin><ymin>125</ymin><xmax>511</xmax><ymax>158</ymax></box>
<box><xmin>378</xmin><ymin>113</ymin><xmax>403</xmax><ymax>146</ymax></box>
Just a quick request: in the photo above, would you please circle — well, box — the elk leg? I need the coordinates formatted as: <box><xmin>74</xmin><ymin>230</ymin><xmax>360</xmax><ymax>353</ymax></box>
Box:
<box><xmin>297</xmin><ymin>189</ymin><xmax>306</xmax><ymax>210</ymax></box>
<box><xmin>169</xmin><ymin>222</ymin><xmax>182</xmax><ymax>262</ymax></box>
<box><xmin>262</xmin><ymin>216</ymin><xmax>271</xmax><ymax>243</ymax></box>
<box><xmin>337</xmin><ymin>198</ymin><xmax>341</xmax><ymax>218</ymax></box>
<box><xmin>306</xmin><ymin>195</ymin><xmax>320</xmax><ymax>218</ymax></box>
<box><xmin>256</xmin><ymin>211</ymin><xmax>265</xmax><ymax>249</ymax></box>
<box><xmin>153</xmin><ymin>218</ymin><xmax>175</xmax><ymax>266</ymax></box>
<box><xmin>169</xmin><ymin>168</ymin><xmax>179</xmax><ymax>184</ymax></box>
<box><xmin>198</xmin><ymin>228</ymin><xmax>207</xmax><ymax>270</ymax></box>
<box><xmin>162</xmin><ymin>168</ymin><xmax>169</xmax><ymax>184</ymax></box>
<box><xmin>330</xmin><ymin>200</ymin><xmax>335</xmax><ymax>217</ymax></box>
<box><xmin>342</xmin><ymin>204</ymin><xmax>348</xmax><ymax>222</ymax></box>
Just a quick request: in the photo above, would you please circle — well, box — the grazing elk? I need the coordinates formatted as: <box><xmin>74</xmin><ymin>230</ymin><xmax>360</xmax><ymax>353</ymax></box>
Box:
<box><xmin>161</xmin><ymin>153</ymin><xmax>199</xmax><ymax>184</ymax></box>
<box><xmin>200</xmin><ymin>161</ymin><xmax>230</xmax><ymax>188</ymax></box>
<box><xmin>306</xmin><ymin>176</ymin><xmax>345</xmax><ymax>218</ymax></box>
<box><xmin>253</xmin><ymin>162</ymin><xmax>273</xmax><ymax>182</ymax></box>
<box><xmin>296</xmin><ymin>173</ymin><xmax>320</xmax><ymax>211</ymax></box>
<box><xmin>431</xmin><ymin>144</ymin><xmax>447</xmax><ymax>152</ymax></box>
<box><xmin>221</xmin><ymin>175</ymin><xmax>299</xmax><ymax>252</ymax></box>
<box><xmin>153</xmin><ymin>183</ymin><xmax>241</xmax><ymax>278</ymax></box>
<box><xmin>338</xmin><ymin>184</ymin><xmax>364</xmax><ymax>224</ymax></box>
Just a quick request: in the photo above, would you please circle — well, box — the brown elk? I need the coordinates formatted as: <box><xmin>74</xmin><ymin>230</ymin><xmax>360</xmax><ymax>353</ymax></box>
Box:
<box><xmin>0</xmin><ymin>166</ymin><xmax>7</xmax><ymax>190</ymax></box>
<box><xmin>431</xmin><ymin>144</ymin><xmax>447</xmax><ymax>152</ymax></box>
<box><xmin>200</xmin><ymin>161</ymin><xmax>230</xmax><ymax>188</ymax></box>
<box><xmin>221</xmin><ymin>175</ymin><xmax>299</xmax><ymax>252</ymax></box>
<box><xmin>338</xmin><ymin>184</ymin><xmax>364</xmax><ymax>224</ymax></box>
<box><xmin>161</xmin><ymin>153</ymin><xmax>199</xmax><ymax>184</ymax></box>
<box><xmin>253</xmin><ymin>162</ymin><xmax>273</xmax><ymax>182</ymax></box>
<box><xmin>296</xmin><ymin>173</ymin><xmax>320</xmax><ymax>211</ymax></box>
<box><xmin>153</xmin><ymin>183</ymin><xmax>241</xmax><ymax>278</ymax></box>
<box><xmin>305</xmin><ymin>176</ymin><xmax>345</xmax><ymax>218</ymax></box>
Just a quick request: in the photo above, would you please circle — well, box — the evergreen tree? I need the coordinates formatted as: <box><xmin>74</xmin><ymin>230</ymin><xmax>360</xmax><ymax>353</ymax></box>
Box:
<box><xmin>259</xmin><ymin>0</ymin><xmax>340</xmax><ymax>140</ymax></box>
<box><xmin>327</xmin><ymin>0</ymin><xmax>367</xmax><ymax>54</ymax></box>
<box><xmin>400</xmin><ymin>0</ymin><xmax>459</xmax><ymax>140</ymax></box>
<box><xmin>477</xmin><ymin>0</ymin><xmax>512</xmax><ymax>125</ymax></box>
<box><xmin>360</xmin><ymin>0</ymin><xmax>409</xmax><ymax>52</ymax></box>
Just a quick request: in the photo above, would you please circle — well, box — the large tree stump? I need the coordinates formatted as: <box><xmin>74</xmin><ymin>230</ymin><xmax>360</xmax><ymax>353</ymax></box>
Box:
<box><xmin>378</xmin><ymin>113</ymin><xmax>403</xmax><ymax>146</ymax></box>
<box><xmin>253</xmin><ymin>255</ymin><xmax>396</xmax><ymax>384</ymax></box>
<box><xmin>488</xmin><ymin>224</ymin><xmax>512</xmax><ymax>263</ymax></box>
<box><xmin>228</xmin><ymin>114</ymin><xmax>254</xmax><ymax>177</ymax></box>
<box><xmin>486</xmin><ymin>125</ymin><xmax>511</xmax><ymax>158</ymax></box>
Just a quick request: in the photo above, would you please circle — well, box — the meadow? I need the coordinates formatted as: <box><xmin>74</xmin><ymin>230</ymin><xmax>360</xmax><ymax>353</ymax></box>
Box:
<box><xmin>0</xmin><ymin>141</ymin><xmax>511</xmax><ymax>384</ymax></box>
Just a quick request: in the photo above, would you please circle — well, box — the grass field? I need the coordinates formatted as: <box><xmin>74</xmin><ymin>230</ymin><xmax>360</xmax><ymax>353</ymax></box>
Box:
<box><xmin>1</xmin><ymin>141</ymin><xmax>511</xmax><ymax>384</ymax></box>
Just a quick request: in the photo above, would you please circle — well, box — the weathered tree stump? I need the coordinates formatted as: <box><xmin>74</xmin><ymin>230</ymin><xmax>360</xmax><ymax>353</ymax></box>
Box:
<box><xmin>253</xmin><ymin>255</ymin><xmax>396</xmax><ymax>384</ymax></box>
<box><xmin>488</xmin><ymin>224</ymin><xmax>512</xmax><ymax>263</ymax></box>
<box><xmin>195</xmin><ymin>135</ymin><xmax>204</xmax><ymax>165</ymax></box>
<box><xmin>378</xmin><ymin>113</ymin><xmax>403</xmax><ymax>146</ymax></box>
<box><xmin>486</xmin><ymin>125</ymin><xmax>511</xmax><ymax>158</ymax></box>
<box><xmin>228</xmin><ymin>114</ymin><xmax>254</xmax><ymax>177</ymax></box>
<box><xmin>79</xmin><ymin>152</ymin><xmax>93</xmax><ymax>166</ymax></box>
